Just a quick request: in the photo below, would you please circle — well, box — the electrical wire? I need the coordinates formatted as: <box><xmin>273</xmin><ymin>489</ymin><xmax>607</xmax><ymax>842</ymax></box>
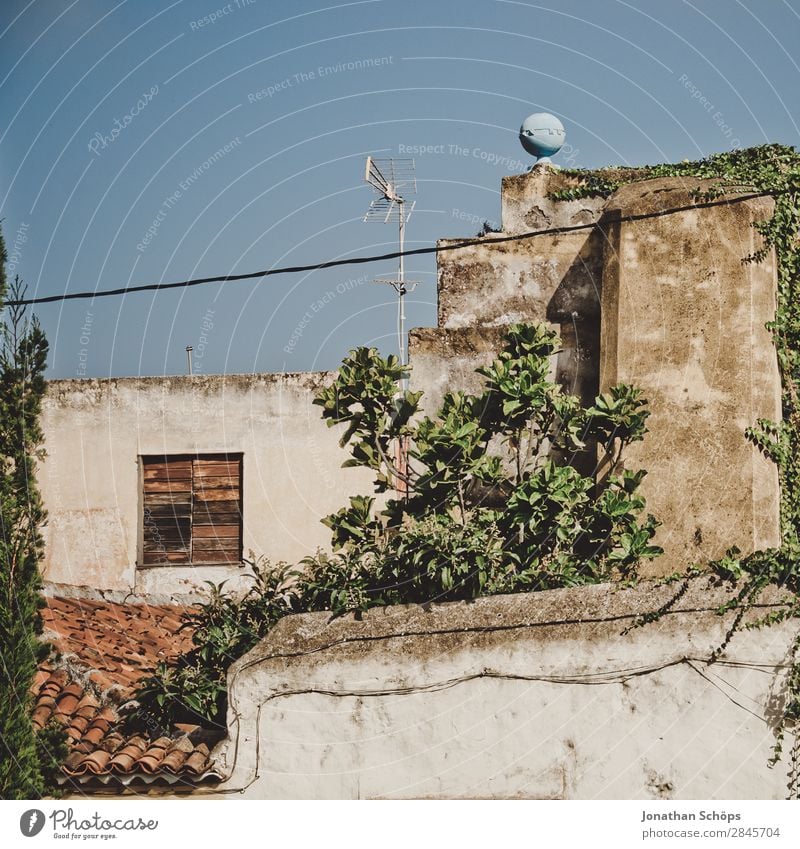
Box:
<box><xmin>3</xmin><ymin>188</ymin><xmax>777</xmax><ymax>307</ymax></box>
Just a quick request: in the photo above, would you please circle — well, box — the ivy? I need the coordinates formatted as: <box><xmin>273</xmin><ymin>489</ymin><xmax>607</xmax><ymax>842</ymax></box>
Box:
<box><xmin>554</xmin><ymin>143</ymin><xmax>800</xmax><ymax>797</ymax></box>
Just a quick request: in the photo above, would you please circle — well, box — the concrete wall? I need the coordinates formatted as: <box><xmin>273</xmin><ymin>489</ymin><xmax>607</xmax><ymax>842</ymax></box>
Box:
<box><xmin>39</xmin><ymin>373</ymin><xmax>372</xmax><ymax>595</ymax></box>
<box><xmin>212</xmin><ymin>578</ymin><xmax>793</xmax><ymax>799</ymax></box>
<box><xmin>599</xmin><ymin>179</ymin><xmax>782</xmax><ymax>574</ymax></box>
<box><xmin>426</xmin><ymin>168</ymin><xmax>604</xmax><ymax>418</ymax></box>
<box><xmin>423</xmin><ymin>167</ymin><xmax>782</xmax><ymax>576</ymax></box>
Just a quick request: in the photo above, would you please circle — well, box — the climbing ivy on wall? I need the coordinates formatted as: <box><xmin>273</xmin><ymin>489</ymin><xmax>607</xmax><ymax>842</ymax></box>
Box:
<box><xmin>551</xmin><ymin>144</ymin><xmax>800</xmax><ymax>797</ymax></box>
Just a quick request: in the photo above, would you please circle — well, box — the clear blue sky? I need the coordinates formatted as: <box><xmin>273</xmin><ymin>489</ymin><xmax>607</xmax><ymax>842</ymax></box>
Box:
<box><xmin>1</xmin><ymin>0</ymin><xmax>799</xmax><ymax>378</ymax></box>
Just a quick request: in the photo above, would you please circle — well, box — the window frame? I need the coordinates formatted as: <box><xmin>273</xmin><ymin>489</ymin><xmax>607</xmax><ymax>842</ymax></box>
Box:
<box><xmin>137</xmin><ymin>452</ymin><xmax>244</xmax><ymax>568</ymax></box>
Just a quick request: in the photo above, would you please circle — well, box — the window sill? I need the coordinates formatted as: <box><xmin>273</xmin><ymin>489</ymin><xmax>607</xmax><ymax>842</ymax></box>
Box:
<box><xmin>136</xmin><ymin>561</ymin><xmax>245</xmax><ymax>570</ymax></box>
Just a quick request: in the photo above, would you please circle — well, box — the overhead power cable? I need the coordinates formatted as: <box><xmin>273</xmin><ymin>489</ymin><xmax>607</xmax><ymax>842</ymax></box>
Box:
<box><xmin>4</xmin><ymin>188</ymin><xmax>777</xmax><ymax>307</ymax></box>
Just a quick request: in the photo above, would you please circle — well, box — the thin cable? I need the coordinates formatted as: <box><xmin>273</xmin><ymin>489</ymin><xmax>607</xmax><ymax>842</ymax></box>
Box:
<box><xmin>4</xmin><ymin>188</ymin><xmax>777</xmax><ymax>307</ymax></box>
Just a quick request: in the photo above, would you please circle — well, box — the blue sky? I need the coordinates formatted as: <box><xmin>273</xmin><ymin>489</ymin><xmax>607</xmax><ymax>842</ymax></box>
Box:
<box><xmin>1</xmin><ymin>0</ymin><xmax>799</xmax><ymax>378</ymax></box>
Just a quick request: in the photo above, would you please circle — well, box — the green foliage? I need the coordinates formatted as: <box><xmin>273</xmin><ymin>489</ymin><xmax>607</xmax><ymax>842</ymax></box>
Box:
<box><xmin>35</xmin><ymin>721</ymin><xmax>69</xmax><ymax>797</ymax></box>
<box><xmin>315</xmin><ymin>347</ymin><xmax>421</xmax><ymax>492</ymax></box>
<box><xmin>0</xmin><ymin>226</ymin><xmax>52</xmax><ymax>800</ymax></box>
<box><xmin>549</xmin><ymin>143</ymin><xmax>800</xmax><ymax>203</ymax></box>
<box><xmin>309</xmin><ymin>321</ymin><xmax>661</xmax><ymax>611</ymax></box>
<box><xmin>133</xmin><ymin>557</ymin><xmax>298</xmax><ymax>729</ymax></box>
<box><xmin>135</xmin><ymin>322</ymin><xmax>661</xmax><ymax>725</ymax></box>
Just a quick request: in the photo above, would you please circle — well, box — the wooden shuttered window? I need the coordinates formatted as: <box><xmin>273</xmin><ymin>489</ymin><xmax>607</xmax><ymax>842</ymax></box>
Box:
<box><xmin>141</xmin><ymin>454</ymin><xmax>242</xmax><ymax>566</ymax></box>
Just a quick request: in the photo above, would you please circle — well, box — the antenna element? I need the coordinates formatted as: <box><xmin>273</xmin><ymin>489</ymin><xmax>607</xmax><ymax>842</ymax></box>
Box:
<box><xmin>362</xmin><ymin>156</ymin><xmax>420</xmax><ymax>497</ymax></box>
<box><xmin>362</xmin><ymin>156</ymin><xmax>419</xmax><ymax>386</ymax></box>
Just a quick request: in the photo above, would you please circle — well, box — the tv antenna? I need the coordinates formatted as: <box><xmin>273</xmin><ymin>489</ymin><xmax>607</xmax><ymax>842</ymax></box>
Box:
<box><xmin>363</xmin><ymin>156</ymin><xmax>419</xmax><ymax>389</ymax></box>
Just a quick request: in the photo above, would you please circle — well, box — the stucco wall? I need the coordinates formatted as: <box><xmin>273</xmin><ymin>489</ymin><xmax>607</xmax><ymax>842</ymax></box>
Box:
<box><xmin>212</xmin><ymin>578</ymin><xmax>793</xmax><ymax>799</ymax></box>
<box><xmin>39</xmin><ymin>373</ymin><xmax>373</xmax><ymax>595</ymax></box>
<box><xmin>427</xmin><ymin>167</ymin><xmax>781</xmax><ymax>577</ymax></box>
<box><xmin>599</xmin><ymin>179</ymin><xmax>782</xmax><ymax>574</ymax></box>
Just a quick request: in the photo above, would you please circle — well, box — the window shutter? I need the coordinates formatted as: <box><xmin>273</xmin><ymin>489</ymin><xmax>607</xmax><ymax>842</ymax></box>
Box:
<box><xmin>190</xmin><ymin>455</ymin><xmax>242</xmax><ymax>564</ymax></box>
<box><xmin>141</xmin><ymin>454</ymin><xmax>242</xmax><ymax>566</ymax></box>
<box><xmin>142</xmin><ymin>458</ymin><xmax>192</xmax><ymax>564</ymax></box>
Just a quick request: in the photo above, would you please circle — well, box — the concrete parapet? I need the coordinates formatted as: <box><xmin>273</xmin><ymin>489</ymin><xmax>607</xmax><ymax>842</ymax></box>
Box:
<box><xmin>214</xmin><ymin>578</ymin><xmax>793</xmax><ymax>799</ymax></box>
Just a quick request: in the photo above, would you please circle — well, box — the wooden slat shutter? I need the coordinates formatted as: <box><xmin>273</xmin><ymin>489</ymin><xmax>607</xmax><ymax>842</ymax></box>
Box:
<box><xmin>191</xmin><ymin>455</ymin><xmax>242</xmax><ymax>564</ymax></box>
<box><xmin>142</xmin><ymin>458</ymin><xmax>192</xmax><ymax>565</ymax></box>
<box><xmin>141</xmin><ymin>454</ymin><xmax>242</xmax><ymax>566</ymax></box>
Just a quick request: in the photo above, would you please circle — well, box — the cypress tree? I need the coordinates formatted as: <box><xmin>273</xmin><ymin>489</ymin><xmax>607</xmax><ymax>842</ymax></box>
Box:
<box><xmin>0</xmin><ymin>225</ymin><xmax>52</xmax><ymax>799</ymax></box>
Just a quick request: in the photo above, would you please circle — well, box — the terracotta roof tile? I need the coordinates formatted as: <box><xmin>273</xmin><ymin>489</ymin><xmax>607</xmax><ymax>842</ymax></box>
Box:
<box><xmin>33</xmin><ymin>595</ymin><xmax>220</xmax><ymax>787</ymax></box>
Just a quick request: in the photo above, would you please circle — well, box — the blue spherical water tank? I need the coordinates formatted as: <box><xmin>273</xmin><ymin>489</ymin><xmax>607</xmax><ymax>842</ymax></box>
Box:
<box><xmin>519</xmin><ymin>113</ymin><xmax>565</xmax><ymax>160</ymax></box>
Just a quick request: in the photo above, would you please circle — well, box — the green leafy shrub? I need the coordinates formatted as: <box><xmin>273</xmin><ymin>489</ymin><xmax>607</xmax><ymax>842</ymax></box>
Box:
<box><xmin>132</xmin><ymin>557</ymin><xmax>299</xmax><ymax>729</ymax></box>
<box><xmin>308</xmin><ymin>321</ymin><xmax>661</xmax><ymax>610</ymax></box>
<box><xmin>134</xmin><ymin>322</ymin><xmax>661</xmax><ymax>727</ymax></box>
<box><xmin>35</xmin><ymin>721</ymin><xmax>69</xmax><ymax>797</ymax></box>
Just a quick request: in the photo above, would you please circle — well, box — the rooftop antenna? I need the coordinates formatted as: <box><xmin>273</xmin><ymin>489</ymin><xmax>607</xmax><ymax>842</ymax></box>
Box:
<box><xmin>362</xmin><ymin>156</ymin><xmax>418</xmax><ymax>497</ymax></box>
<box><xmin>362</xmin><ymin>156</ymin><xmax>419</xmax><ymax>391</ymax></box>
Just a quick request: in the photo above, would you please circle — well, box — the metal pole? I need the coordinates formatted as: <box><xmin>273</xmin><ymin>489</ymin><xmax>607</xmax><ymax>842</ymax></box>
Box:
<box><xmin>186</xmin><ymin>346</ymin><xmax>193</xmax><ymax>375</ymax></box>
<box><xmin>398</xmin><ymin>202</ymin><xmax>407</xmax><ymax>391</ymax></box>
<box><xmin>395</xmin><ymin>200</ymin><xmax>409</xmax><ymax>497</ymax></box>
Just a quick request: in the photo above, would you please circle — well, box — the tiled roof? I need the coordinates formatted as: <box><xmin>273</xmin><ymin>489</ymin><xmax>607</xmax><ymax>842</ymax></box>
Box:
<box><xmin>34</xmin><ymin>595</ymin><xmax>222</xmax><ymax>788</ymax></box>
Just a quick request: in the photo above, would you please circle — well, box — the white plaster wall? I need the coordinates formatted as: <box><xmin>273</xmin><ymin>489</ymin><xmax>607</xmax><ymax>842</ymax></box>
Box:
<box><xmin>212</xmin><ymin>579</ymin><xmax>793</xmax><ymax>800</ymax></box>
<box><xmin>38</xmin><ymin>373</ymin><xmax>373</xmax><ymax>595</ymax></box>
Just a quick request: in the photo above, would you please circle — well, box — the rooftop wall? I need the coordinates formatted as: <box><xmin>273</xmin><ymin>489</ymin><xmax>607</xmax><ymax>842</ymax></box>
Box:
<box><xmin>421</xmin><ymin>167</ymin><xmax>782</xmax><ymax>574</ymax></box>
<box><xmin>212</xmin><ymin>578</ymin><xmax>793</xmax><ymax>799</ymax></box>
<box><xmin>599</xmin><ymin>178</ymin><xmax>782</xmax><ymax>574</ymax></box>
<box><xmin>39</xmin><ymin>373</ymin><xmax>372</xmax><ymax>595</ymax></box>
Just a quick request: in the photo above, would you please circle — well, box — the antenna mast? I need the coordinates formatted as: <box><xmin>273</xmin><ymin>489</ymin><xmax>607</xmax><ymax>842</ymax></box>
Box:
<box><xmin>362</xmin><ymin>156</ymin><xmax>418</xmax><ymax>391</ymax></box>
<box><xmin>362</xmin><ymin>156</ymin><xmax>419</xmax><ymax>497</ymax></box>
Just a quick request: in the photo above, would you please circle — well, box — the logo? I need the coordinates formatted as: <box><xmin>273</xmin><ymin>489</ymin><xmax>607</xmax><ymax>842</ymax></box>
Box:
<box><xmin>20</xmin><ymin>809</ymin><xmax>45</xmax><ymax>837</ymax></box>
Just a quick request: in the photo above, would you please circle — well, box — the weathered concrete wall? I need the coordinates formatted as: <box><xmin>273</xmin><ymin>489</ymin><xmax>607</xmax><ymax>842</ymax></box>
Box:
<box><xmin>408</xmin><ymin>326</ymin><xmax>505</xmax><ymax>414</ymax></box>
<box><xmin>599</xmin><ymin>179</ymin><xmax>782</xmax><ymax>575</ymax></box>
<box><xmin>423</xmin><ymin>167</ymin><xmax>781</xmax><ymax>576</ymax></box>
<box><xmin>422</xmin><ymin>167</ymin><xmax>603</xmax><ymax>421</ymax></box>
<box><xmin>436</xmin><ymin>231</ymin><xmax>602</xmax><ymax>331</ymax></box>
<box><xmin>39</xmin><ymin>373</ymin><xmax>373</xmax><ymax>595</ymax></box>
<box><xmin>500</xmin><ymin>166</ymin><xmax>606</xmax><ymax>235</ymax></box>
<box><xmin>212</xmin><ymin>578</ymin><xmax>793</xmax><ymax>799</ymax></box>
